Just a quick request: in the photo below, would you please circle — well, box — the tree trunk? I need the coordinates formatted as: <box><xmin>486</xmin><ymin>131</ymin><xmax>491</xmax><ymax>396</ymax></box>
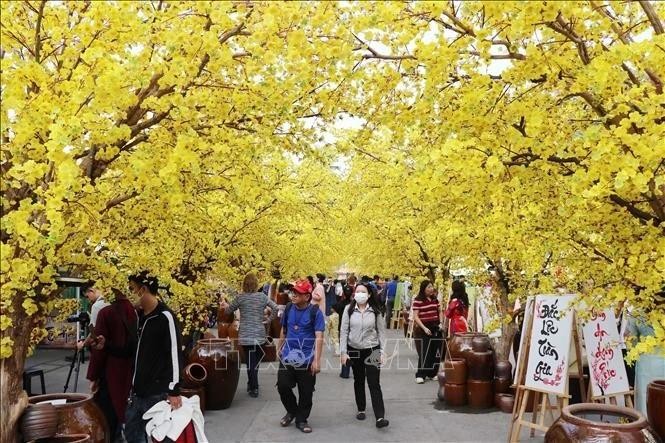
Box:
<box><xmin>491</xmin><ymin>258</ymin><xmax>517</xmax><ymax>361</ymax></box>
<box><xmin>0</xmin><ymin>306</ymin><xmax>34</xmax><ymax>443</ymax></box>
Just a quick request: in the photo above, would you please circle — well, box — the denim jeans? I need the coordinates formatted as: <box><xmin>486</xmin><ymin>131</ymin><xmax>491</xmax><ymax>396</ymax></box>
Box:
<box><xmin>243</xmin><ymin>344</ymin><xmax>265</xmax><ymax>391</ymax></box>
<box><xmin>124</xmin><ymin>393</ymin><xmax>166</xmax><ymax>442</ymax></box>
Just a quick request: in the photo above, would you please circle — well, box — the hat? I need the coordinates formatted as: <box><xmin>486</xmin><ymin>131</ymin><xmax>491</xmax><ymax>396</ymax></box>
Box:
<box><xmin>293</xmin><ymin>279</ymin><xmax>312</xmax><ymax>294</ymax></box>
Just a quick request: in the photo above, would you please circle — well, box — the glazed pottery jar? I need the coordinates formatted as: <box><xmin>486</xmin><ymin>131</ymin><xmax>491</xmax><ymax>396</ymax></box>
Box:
<box><xmin>545</xmin><ymin>403</ymin><xmax>659</xmax><ymax>443</ymax></box>
<box><xmin>180</xmin><ymin>386</ymin><xmax>206</xmax><ymax>413</ymax></box>
<box><xmin>37</xmin><ymin>435</ymin><xmax>91</xmax><ymax>443</ymax></box>
<box><xmin>402</xmin><ymin>311</ymin><xmax>409</xmax><ymax>337</ymax></box>
<box><xmin>20</xmin><ymin>402</ymin><xmax>57</xmax><ymax>441</ymax></box>
<box><xmin>182</xmin><ymin>363</ymin><xmax>208</xmax><ymax>388</ymax></box>
<box><xmin>494</xmin><ymin>360</ymin><xmax>512</xmax><ymax>379</ymax></box>
<box><xmin>189</xmin><ymin>338</ymin><xmax>240</xmax><ymax>410</ymax></box>
<box><xmin>437</xmin><ymin>371</ymin><xmax>446</xmax><ymax>401</ymax></box>
<box><xmin>444</xmin><ymin>358</ymin><xmax>468</xmax><ymax>385</ymax></box>
<box><xmin>493</xmin><ymin>377</ymin><xmax>512</xmax><ymax>394</ymax></box>
<box><xmin>448</xmin><ymin>333</ymin><xmax>476</xmax><ymax>362</ymax></box>
<box><xmin>647</xmin><ymin>379</ymin><xmax>665</xmax><ymax>440</ymax></box>
<box><xmin>494</xmin><ymin>393</ymin><xmax>515</xmax><ymax>413</ymax></box>
<box><xmin>467</xmin><ymin>380</ymin><xmax>493</xmax><ymax>408</ymax></box>
<box><xmin>262</xmin><ymin>337</ymin><xmax>277</xmax><ymax>362</ymax></box>
<box><xmin>444</xmin><ymin>382</ymin><xmax>467</xmax><ymax>407</ymax></box>
<box><xmin>471</xmin><ymin>334</ymin><xmax>491</xmax><ymax>352</ymax></box>
<box><xmin>28</xmin><ymin>394</ymin><xmax>108</xmax><ymax>443</ymax></box>
<box><xmin>468</xmin><ymin>350</ymin><xmax>494</xmax><ymax>381</ymax></box>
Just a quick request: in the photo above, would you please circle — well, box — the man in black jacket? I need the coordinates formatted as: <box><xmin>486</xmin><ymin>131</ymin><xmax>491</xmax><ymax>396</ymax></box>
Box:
<box><xmin>125</xmin><ymin>272</ymin><xmax>184</xmax><ymax>442</ymax></box>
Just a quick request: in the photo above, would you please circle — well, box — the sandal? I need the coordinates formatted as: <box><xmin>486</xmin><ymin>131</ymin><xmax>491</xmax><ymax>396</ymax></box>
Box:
<box><xmin>296</xmin><ymin>422</ymin><xmax>313</xmax><ymax>433</ymax></box>
<box><xmin>356</xmin><ymin>411</ymin><xmax>366</xmax><ymax>420</ymax></box>
<box><xmin>280</xmin><ymin>413</ymin><xmax>295</xmax><ymax>427</ymax></box>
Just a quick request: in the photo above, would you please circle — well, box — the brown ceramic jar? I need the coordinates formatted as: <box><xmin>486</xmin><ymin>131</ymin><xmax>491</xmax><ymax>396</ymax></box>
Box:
<box><xmin>448</xmin><ymin>333</ymin><xmax>476</xmax><ymax>362</ymax></box>
<box><xmin>468</xmin><ymin>350</ymin><xmax>494</xmax><ymax>381</ymax></box>
<box><xmin>37</xmin><ymin>435</ymin><xmax>91</xmax><ymax>443</ymax></box>
<box><xmin>437</xmin><ymin>370</ymin><xmax>446</xmax><ymax>401</ymax></box>
<box><xmin>28</xmin><ymin>394</ymin><xmax>108</xmax><ymax>443</ymax></box>
<box><xmin>647</xmin><ymin>379</ymin><xmax>665</xmax><ymax>441</ymax></box>
<box><xmin>471</xmin><ymin>334</ymin><xmax>491</xmax><ymax>352</ymax></box>
<box><xmin>444</xmin><ymin>382</ymin><xmax>467</xmax><ymax>407</ymax></box>
<box><xmin>545</xmin><ymin>403</ymin><xmax>659</xmax><ymax>443</ymax></box>
<box><xmin>189</xmin><ymin>338</ymin><xmax>240</xmax><ymax>410</ymax></box>
<box><xmin>262</xmin><ymin>337</ymin><xmax>277</xmax><ymax>362</ymax></box>
<box><xmin>182</xmin><ymin>363</ymin><xmax>208</xmax><ymax>388</ymax></box>
<box><xmin>444</xmin><ymin>358</ymin><xmax>467</xmax><ymax>385</ymax></box>
<box><xmin>20</xmin><ymin>402</ymin><xmax>57</xmax><ymax>441</ymax></box>
<box><xmin>180</xmin><ymin>386</ymin><xmax>206</xmax><ymax>413</ymax></box>
<box><xmin>494</xmin><ymin>360</ymin><xmax>512</xmax><ymax>379</ymax></box>
<box><xmin>493</xmin><ymin>377</ymin><xmax>512</xmax><ymax>394</ymax></box>
<box><xmin>495</xmin><ymin>393</ymin><xmax>515</xmax><ymax>413</ymax></box>
<box><xmin>467</xmin><ymin>380</ymin><xmax>493</xmax><ymax>408</ymax></box>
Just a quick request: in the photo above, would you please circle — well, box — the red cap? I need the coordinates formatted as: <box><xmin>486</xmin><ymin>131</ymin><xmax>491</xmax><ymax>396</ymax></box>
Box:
<box><xmin>292</xmin><ymin>279</ymin><xmax>312</xmax><ymax>294</ymax></box>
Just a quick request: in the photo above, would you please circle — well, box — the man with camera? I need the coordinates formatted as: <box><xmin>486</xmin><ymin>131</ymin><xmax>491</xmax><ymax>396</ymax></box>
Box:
<box><xmin>76</xmin><ymin>286</ymin><xmax>109</xmax><ymax>350</ymax></box>
<box><xmin>86</xmin><ymin>287</ymin><xmax>137</xmax><ymax>441</ymax></box>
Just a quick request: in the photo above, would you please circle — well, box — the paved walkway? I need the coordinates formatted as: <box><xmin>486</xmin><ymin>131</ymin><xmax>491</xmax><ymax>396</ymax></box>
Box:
<box><xmin>26</xmin><ymin>330</ymin><xmax>543</xmax><ymax>442</ymax></box>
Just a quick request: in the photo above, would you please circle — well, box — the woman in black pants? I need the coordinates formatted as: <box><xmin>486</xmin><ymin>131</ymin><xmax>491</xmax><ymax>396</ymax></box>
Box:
<box><xmin>340</xmin><ymin>283</ymin><xmax>389</xmax><ymax>428</ymax></box>
<box><xmin>412</xmin><ymin>279</ymin><xmax>444</xmax><ymax>383</ymax></box>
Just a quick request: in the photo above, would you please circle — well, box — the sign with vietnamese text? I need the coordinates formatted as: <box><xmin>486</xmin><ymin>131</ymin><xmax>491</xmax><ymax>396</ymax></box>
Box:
<box><xmin>581</xmin><ymin>309</ymin><xmax>629</xmax><ymax>397</ymax></box>
<box><xmin>524</xmin><ymin>295</ymin><xmax>575</xmax><ymax>395</ymax></box>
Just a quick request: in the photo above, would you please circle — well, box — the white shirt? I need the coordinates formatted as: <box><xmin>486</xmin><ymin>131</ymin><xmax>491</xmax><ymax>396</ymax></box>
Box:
<box><xmin>90</xmin><ymin>297</ymin><xmax>109</xmax><ymax>327</ymax></box>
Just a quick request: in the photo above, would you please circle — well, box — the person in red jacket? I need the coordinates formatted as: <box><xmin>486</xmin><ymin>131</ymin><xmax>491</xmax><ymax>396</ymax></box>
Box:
<box><xmin>445</xmin><ymin>280</ymin><xmax>469</xmax><ymax>335</ymax></box>
<box><xmin>86</xmin><ymin>288</ymin><xmax>138</xmax><ymax>441</ymax></box>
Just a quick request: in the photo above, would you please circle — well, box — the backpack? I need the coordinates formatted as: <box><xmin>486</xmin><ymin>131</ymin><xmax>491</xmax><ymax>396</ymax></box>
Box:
<box><xmin>106</xmin><ymin>301</ymin><xmax>138</xmax><ymax>358</ymax></box>
<box><xmin>282</xmin><ymin>302</ymin><xmax>319</xmax><ymax>334</ymax></box>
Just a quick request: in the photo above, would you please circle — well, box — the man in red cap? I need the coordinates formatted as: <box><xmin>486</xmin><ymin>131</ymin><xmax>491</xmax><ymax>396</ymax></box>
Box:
<box><xmin>277</xmin><ymin>279</ymin><xmax>325</xmax><ymax>433</ymax></box>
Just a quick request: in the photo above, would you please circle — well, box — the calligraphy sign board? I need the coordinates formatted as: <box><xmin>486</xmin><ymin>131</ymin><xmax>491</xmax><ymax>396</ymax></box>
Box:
<box><xmin>581</xmin><ymin>309</ymin><xmax>630</xmax><ymax>397</ymax></box>
<box><xmin>524</xmin><ymin>295</ymin><xmax>575</xmax><ymax>396</ymax></box>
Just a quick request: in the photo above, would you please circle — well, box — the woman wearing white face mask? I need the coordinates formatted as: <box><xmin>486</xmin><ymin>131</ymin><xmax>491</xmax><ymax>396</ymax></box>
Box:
<box><xmin>340</xmin><ymin>283</ymin><xmax>389</xmax><ymax>428</ymax></box>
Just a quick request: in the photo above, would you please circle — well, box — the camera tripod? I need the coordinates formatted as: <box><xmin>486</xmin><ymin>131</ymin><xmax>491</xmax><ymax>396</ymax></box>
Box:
<box><xmin>63</xmin><ymin>344</ymin><xmax>86</xmax><ymax>393</ymax></box>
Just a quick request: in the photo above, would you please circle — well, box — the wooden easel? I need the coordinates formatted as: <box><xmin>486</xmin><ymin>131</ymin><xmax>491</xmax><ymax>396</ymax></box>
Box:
<box><xmin>508</xmin><ymin>305</ymin><xmax>585</xmax><ymax>442</ymax></box>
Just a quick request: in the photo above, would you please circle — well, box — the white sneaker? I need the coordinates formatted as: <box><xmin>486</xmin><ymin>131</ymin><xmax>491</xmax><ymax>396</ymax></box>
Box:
<box><xmin>415</xmin><ymin>377</ymin><xmax>425</xmax><ymax>384</ymax></box>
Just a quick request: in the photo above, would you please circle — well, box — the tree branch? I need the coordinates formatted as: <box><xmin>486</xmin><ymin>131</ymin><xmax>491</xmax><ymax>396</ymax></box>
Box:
<box><xmin>101</xmin><ymin>192</ymin><xmax>139</xmax><ymax>214</ymax></box>
<box><xmin>639</xmin><ymin>0</ymin><xmax>664</xmax><ymax>35</ymax></box>
<box><xmin>34</xmin><ymin>0</ymin><xmax>47</xmax><ymax>62</ymax></box>
<box><xmin>609</xmin><ymin>194</ymin><xmax>661</xmax><ymax>226</ymax></box>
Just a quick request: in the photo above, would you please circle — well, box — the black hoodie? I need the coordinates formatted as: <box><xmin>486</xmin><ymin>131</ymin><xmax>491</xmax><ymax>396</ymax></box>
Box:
<box><xmin>132</xmin><ymin>301</ymin><xmax>183</xmax><ymax>397</ymax></box>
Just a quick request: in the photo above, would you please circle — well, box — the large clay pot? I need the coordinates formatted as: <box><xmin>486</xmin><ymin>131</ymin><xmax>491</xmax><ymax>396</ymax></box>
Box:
<box><xmin>20</xmin><ymin>402</ymin><xmax>57</xmax><ymax>441</ymax></box>
<box><xmin>494</xmin><ymin>377</ymin><xmax>511</xmax><ymax>394</ymax></box>
<box><xmin>437</xmin><ymin>371</ymin><xmax>446</xmax><ymax>401</ymax></box>
<box><xmin>495</xmin><ymin>393</ymin><xmax>515</xmax><ymax>413</ymax></box>
<box><xmin>495</xmin><ymin>360</ymin><xmax>512</xmax><ymax>380</ymax></box>
<box><xmin>180</xmin><ymin>386</ymin><xmax>206</xmax><ymax>414</ymax></box>
<box><xmin>217</xmin><ymin>322</ymin><xmax>231</xmax><ymax>338</ymax></box>
<box><xmin>444</xmin><ymin>382</ymin><xmax>467</xmax><ymax>407</ymax></box>
<box><xmin>218</xmin><ymin>308</ymin><xmax>235</xmax><ymax>324</ymax></box>
<box><xmin>37</xmin><ymin>435</ymin><xmax>91</xmax><ymax>443</ymax></box>
<box><xmin>444</xmin><ymin>358</ymin><xmax>467</xmax><ymax>385</ymax></box>
<box><xmin>262</xmin><ymin>337</ymin><xmax>277</xmax><ymax>363</ymax></box>
<box><xmin>28</xmin><ymin>394</ymin><xmax>108</xmax><ymax>443</ymax></box>
<box><xmin>468</xmin><ymin>350</ymin><xmax>494</xmax><ymax>381</ymax></box>
<box><xmin>189</xmin><ymin>338</ymin><xmax>240</xmax><ymax>410</ymax></box>
<box><xmin>471</xmin><ymin>334</ymin><xmax>491</xmax><ymax>352</ymax></box>
<box><xmin>269</xmin><ymin>317</ymin><xmax>282</xmax><ymax>339</ymax></box>
<box><xmin>467</xmin><ymin>379</ymin><xmax>493</xmax><ymax>409</ymax></box>
<box><xmin>545</xmin><ymin>403</ymin><xmax>659</xmax><ymax>442</ymax></box>
<box><xmin>647</xmin><ymin>379</ymin><xmax>665</xmax><ymax>440</ymax></box>
<box><xmin>182</xmin><ymin>363</ymin><xmax>207</xmax><ymax>388</ymax></box>
<box><xmin>448</xmin><ymin>333</ymin><xmax>476</xmax><ymax>362</ymax></box>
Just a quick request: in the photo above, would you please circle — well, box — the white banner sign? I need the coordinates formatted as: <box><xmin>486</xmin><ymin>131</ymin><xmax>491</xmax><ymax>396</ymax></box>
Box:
<box><xmin>581</xmin><ymin>309</ymin><xmax>630</xmax><ymax>397</ymax></box>
<box><xmin>525</xmin><ymin>295</ymin><xmax>575</xmax><ymax>395</ymax></box>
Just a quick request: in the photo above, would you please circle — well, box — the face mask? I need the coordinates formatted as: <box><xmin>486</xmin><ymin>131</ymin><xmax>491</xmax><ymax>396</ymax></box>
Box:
<box><xmin>354</xmin><ymin>292</ymin><xmax>369</xmax><ymax>304</ymax></box>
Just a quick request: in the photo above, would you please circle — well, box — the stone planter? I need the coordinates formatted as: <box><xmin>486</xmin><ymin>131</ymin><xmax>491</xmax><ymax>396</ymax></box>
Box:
<box><xmin>647</xmin><ymin>379</ymin><xmax>665</xmax><ymax>441</ymax></box>
<box><xmin>189</xmin><ymin>338</ymin><xmax>240</xmax><ymax>410</ymax></box>
<box><xmin>545</xmin><ymin>403</ymin><xmax>658</xmax><ymax>442</ymax></box>
<box><xmin>28</xmin><ymin>394</ymin><xmax>108</xmax><ymax>443</ymax></box>
<box><xmin>20</xmin><ymin>402</ymin><xmax>57</xmax><ymax>441</ymax></box>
